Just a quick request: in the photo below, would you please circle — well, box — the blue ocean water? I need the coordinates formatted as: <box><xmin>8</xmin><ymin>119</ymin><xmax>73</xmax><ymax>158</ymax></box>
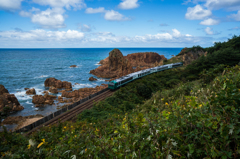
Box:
<box><xmin>0</xmin><ymin>48</ymin><xmax>182</xmax><ymax>117</ymax></box>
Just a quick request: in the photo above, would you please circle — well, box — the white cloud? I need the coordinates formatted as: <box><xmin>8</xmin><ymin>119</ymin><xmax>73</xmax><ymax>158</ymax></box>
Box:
<box><xmin>200</xmin><ymin>18</ymin><xmax>220</xmax><ymax>25</ymax></box>
<box><xmin>205</xmin><ymin>0</ymin><xmax>240</xmax><ymax>11</ymax></box>
<box><xmin>0</xmin><ymin>29</ymin><xmax>84</xmax><ymax>41</ymax></box>
<box><xmin>185</xmin><ymin>5</ymin><xmax>212</xmax><ymax>20</ymax></box>
<box><xmin>104</xmin><ymin>10</ymin><xmax>130</xmax><ymax>21</ymax></box>
<box><xmin>32</xmin><ymin>0</ymin><xmax>86</xmax><ymax>10</ymax></box>
<box><xmin>228</xmin><ymin>10</ymin><xmax>240</xmax><ymax>21</ymax></box>
<box><xmin>118</xmin><ymin>0</ymin><xmax>139</xmax><ymax>10</ymax></box>
<box><xmin>85</xmin><ymin>7</ymin><xmax>106</xmax><ymax>14</ymax></box>
<box><xmin>20</xmin><ymin>8</ymin><xmax>66</xmax><ymax>29</ymax></box>
<box><xmin>79</xmin><ymin>24</ymin><xmax>92</xmax><ymax>32</ymax></box>
<box><xmin>0</xmin><ymin>0</ymin><xmax>23</xmax><ymax>11</ymax></box>
<box><xmin>172</xmin><ymin>29</ymin><xmax>181</xmax><ymax>37</ymax></box>
<box><xmin>205</xmin><ymin>27</ymin><xmax>213</xmax><ymax>35</ymax></box>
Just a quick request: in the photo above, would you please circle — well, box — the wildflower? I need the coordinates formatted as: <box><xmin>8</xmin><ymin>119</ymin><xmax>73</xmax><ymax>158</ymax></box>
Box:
<box><xmin>37</xmin><ymin>139</ymin><xmax>46</xmax><ymax>148</ymax></box>
<box><xmin>161</xmin><ymin>98</ymin><xmax>164</xmax><ymax>101</ymax></box>
<box><xmin>64</xmin><ymin>126</ymin><xmax>67</xmax><ymax>129</ymax></box>
<box><xmin>85</xmin><ymin>148</ymin><xmax>87</xmax><ymax>152</ymax></box>
<box><xmin>165</xmin><ymin>102</ymin><xmax>169</xmax><ymax>105</ymax></box>
<box><xmin>168</xmin><ymin>112</ymin><xmax>171</xmax><ymax>114</ymax></box>
<box><xmin>75</xmin><ymin>135</ymin><xmax>77</xmax><ymax>138</ymax></box>
<box><xmin>199</xmin><ymin>104</ymin><xmax>202</xmax><ymax>108</ymax></box>
<box><xmin>28</xmin><ymin>144</ymin><xmax>31</xmax><ymax>149</ymax></box>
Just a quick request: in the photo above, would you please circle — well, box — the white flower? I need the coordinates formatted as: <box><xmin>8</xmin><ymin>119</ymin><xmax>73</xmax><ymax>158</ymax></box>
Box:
<box><xmin>229</xmin><ymin>127</ymin><xmax>234</xmax><ymax>135</ymax></box>
<box><xmin>29</xmin><ymin>139</ymin><xmax>35</xmax><ymax>146</ymax></box>
<box><xmin>132</xmin><ymin>151</ymin><xmax>137</xmax><ymax>158</ymax></box>
<box><xmin>147</xmin><ymin>135</ymin><xmax>151</xmax><ymax>141</ymax></box>
<box><xmin>156</xmin><ymin>130</ymin><xmax>159</xmax><ymax>134</ymax></box>
<box><xmin>167</xmin><ymin>154</ymin><xmax>172</xmax><ymax>159</ymax></box>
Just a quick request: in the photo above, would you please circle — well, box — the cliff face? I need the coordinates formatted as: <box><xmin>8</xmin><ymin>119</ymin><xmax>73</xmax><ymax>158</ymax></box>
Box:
<box><xmin>90</xmin><ymin>49</ymin><xmax>166</xmax><ymax>79</ymax></box>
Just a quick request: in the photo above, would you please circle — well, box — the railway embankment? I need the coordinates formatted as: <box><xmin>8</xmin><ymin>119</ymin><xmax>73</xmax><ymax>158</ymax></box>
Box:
<box><xmin>1</xmin><ymin>36</ymin><xmax>240</xmax><ymax>158</ymax></box>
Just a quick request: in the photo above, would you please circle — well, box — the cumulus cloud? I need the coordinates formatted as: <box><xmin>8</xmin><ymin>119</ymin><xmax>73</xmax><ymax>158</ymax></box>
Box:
<box><xmin>19</xmin><ymin>8</ymin><xmax>66</xmax><ymax>29</ymax></box>
<box><xmin>185</xmin><ymin>5</ymin><xmax>212</xmax><ymax>20</ymax></box>
<box><xmin>228</xmin><ymin>10</ymin><xmax>240</xmax><ymax>21</ymax></box>
<box><xmin>85</xmin><ymin>7</ymin><xmax>105</xmax><ymax>13</ymax></box>
<box><xmin>0</xmin><ymin>0</ymin><xmax>23</xmax><ymax>11</ymax></box>
<box><xmin>118</xmin><ymin>0</ymin><xmax>139</xmax><ymax>10</ymax></box>
<box><xmin>79</xmin><ymin>24</ymin><xmax>92</xmax><ymax>32</ymax></box>
<box><xmin>200</xmin><ymin>18</ymin><xmax>220</xmax><ymax>25</ymax></box>
<box><xmin>32</xmin><ymin>0</ymin><xmax>86</xmax><ymax>10</ymax></box>
<box><xmin>172</xmin><ymin>29</ymin><xmax>181</xmax><ymax>37</ymax></box>
<box><xmin>205</xmin><ymin>27</ymin><xmax>213</xmax><ymax>35</ymax></box>
<box><xmin>104</xmin><ymin>10</ymin><xmax>130</xmax><ymax>21</ymax></box>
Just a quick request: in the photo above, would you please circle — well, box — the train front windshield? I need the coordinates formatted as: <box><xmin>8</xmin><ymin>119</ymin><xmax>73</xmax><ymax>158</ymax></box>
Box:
<box><xmin>108</xmin><ymin>82</ymin><xmax>115</xmax><ymax>86</ymax></box>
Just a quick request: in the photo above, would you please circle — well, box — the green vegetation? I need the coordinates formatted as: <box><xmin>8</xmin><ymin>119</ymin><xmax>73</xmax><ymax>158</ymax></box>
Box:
<box><xmin>1</xmin><ymin>35</ymin><xmax>240</xmax><ymax>158</ymax></box>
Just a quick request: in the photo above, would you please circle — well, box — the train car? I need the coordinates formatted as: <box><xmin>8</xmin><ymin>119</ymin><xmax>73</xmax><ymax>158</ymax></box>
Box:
<box><xmin>108</xmin><ymin>62</ymin><xmax>183</xmax><ymax>90</ymax></box>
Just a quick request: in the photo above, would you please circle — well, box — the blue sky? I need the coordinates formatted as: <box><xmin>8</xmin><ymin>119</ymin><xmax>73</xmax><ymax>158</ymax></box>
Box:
<box><xmin>0</xmin><ymin>0</ymin><xmax>239</xmax><ymax>48</ymax></box>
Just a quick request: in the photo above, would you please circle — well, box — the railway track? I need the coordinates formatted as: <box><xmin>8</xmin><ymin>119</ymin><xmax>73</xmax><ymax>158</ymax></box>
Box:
<box><xmin>25</xmin><ymin>89</ymin><xmax>115</xmax><ymax>136</ymax></box>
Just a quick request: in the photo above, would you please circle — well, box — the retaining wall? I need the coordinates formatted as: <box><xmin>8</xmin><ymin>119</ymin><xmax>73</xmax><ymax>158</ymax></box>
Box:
<box><xmin>15</xmin><ymin>88</ymin><xmax>109</xmax><ymax>133</ymax></box>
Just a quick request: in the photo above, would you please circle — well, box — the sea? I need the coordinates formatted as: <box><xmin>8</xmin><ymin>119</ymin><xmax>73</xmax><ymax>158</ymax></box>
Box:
<box><xmin>0</xmin><ymin>48</ymin><xmax>183</xmax><ymax>118</ymax></box>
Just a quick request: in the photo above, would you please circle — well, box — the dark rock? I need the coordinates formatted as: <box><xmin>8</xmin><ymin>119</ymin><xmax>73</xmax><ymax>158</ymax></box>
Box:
<box><xmin>89</xmin><ymin>77</ymin><xmax>97</xmax><ymax>81</ymax></box>
<box><xmin>70</xmin><ymin>65</ymin><xmax>77</xmax><ymax>67</ymax></box>
<box><xmin>26</xmin><ymin>88</ymin><xmax>36</xmax><ymax>95</ymax></box>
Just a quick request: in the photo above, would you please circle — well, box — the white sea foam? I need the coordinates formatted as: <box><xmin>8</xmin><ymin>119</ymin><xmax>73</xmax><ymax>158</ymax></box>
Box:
<box><xmin>73</xmin><ymin>83</ymin><xmax>93</xmax><ymax>89</ymax></box>
<box><xmin>26</xmin><ymin>101</ymin><xmax>32</xmax><ymax>104</ymax></box>
<box><xmin>94</xmin><ymin>62</ymin><xmax>101</xmax><ymax>65</ymax></box>
<box><xmin>98</xmin><ymin>78</ymin><xmax>106</xmax><ymax>81</ymax></box>
<box><xmin>34</xmin><ymin>75</ymin><xmax>49</xmax><ymax>79</ymax></box>
<box><xmin>14</xmin><ymin>91</ymin><xmax>32</xmax><ymax>101</ymax></box>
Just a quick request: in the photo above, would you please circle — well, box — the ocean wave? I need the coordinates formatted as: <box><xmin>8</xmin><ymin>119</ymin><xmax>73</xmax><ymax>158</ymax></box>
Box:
<box><xmin>98</xmin><ymin>78</ymin><xmax>106</xmax><ymax>81</ymax></box>
<box><xmin>34</xmin><ymin>75</ymin><xmax>49</xmax><ymax>79</ymax></box>
<box><xmin>26</xmin><ymin>101</ymin><xmax>32</xmax><ymax>104</ymax></box>
<box><xmin>14</xmin><ymin>91</ymin><xmax>32</xmax><ymax>101</ymax></box>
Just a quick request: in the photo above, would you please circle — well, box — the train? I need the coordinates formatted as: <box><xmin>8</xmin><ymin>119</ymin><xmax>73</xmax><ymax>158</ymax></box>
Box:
<box><xmin>108</xmin><ymin>62</ymin><xmax>183</xmax><ymax>90</ymax></box>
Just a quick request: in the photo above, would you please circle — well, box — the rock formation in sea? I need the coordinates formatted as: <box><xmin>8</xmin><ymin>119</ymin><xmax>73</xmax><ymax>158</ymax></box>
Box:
<box><xmin>89</xmin><ymin>77</ymin><xmax>97</xmax><ymax>81</ymax></box>
<box><xmin>70</xmin><ymin>65</ymin><xmax>77</xmax><ymax>68</ymax></box>
<box><xmin>90</xmin><ymin>49</ymin><xmax>167</xmax><ymax>79</ymax></box>
<box><xmin>49</xmin><ymin>86</ymin><xmax>58</xmax><ymax>94</ymax></box>
<box><xmin>32</xmin><ymin>92</ymin><xmax>57</xmax><ymax>106</ymax></box>
<box><xmin>0</xmin><ymin>85</ymin><xmax>24</xmax><ymax>112</ymax></box>
<box><xmin>26</xmin><ymin>88</ymin><xmax>36</xmax><ymax>95</ymax></box>
<box><xmin>44</xmin><ymin>77</ymin><xmax>72</xmax><ymax>89</ymax></box>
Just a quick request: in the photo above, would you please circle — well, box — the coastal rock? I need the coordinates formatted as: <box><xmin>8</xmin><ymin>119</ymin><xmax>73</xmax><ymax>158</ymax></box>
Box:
<box><xmin>89</xmin><ymin>77</ymin><xmax>97</xmax><ymax>81</ymax></box>
<box><xmin>44</xmin><ymin>77</ymin><xmax>72</xmax><ymax>89</ymax></box>
<box><xmin>32</xmin><ymin>95</ymin><xmax>45</xmax><ymax>104</ymax></box>
<box><xmin>24</xmin><ymin>88</ymin><xmax>29</xmax><ymax>90</ymax></box>
<box><xmin>90</xmin><ymin>49</ymin><xmax>134</xmax><ymax>78</ymax></box>
<box><xmin>90</xmin><ymin>49</ymin><xmax>166</xmax><ymax>79</ymax></box>
<box><xmin>26</xmin><ymin>88</ymin><xmax>36</xmax><ymax>95</ymax></box>
<box><xmin>0</xmin><ymin>85</ymin><xmax>24</xmax><ymax>112</ymax></box>
<box><xmin>0</xmin><ymin>85</ymin><xmax>9</xmax><ymax>95</ymax></box>
<box><xmin>49</xmin><ymin>86</ymin><xmax>58</xmax><ymax>94</ymax></box>
<box><xmin>32</xmin><ymin>94</ymin><xmax>56</xmax><ymax>105</ymax></box>
<box><xmin>177</xmin><ymin>47</ymin><xmax>206</xmax><ymax>66</ymax></box>
<box><xmin>1</xmin><ymin>114</ymin><xmax>44</xmax><ymax>125</ymax></box>
<box><xmin>70</xmin><ymin>65</ymin><xmax>77</xmax><ymax>68</ymax></box>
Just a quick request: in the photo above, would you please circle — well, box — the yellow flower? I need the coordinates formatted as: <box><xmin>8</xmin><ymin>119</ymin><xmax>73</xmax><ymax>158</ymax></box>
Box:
<box><xmin>37</xmin><ymin>139</ymin><xmax>46</xmax><ymax>148</ymax></box>
<box><xmin>168</xmin><ymin>112</ymin><xmax>171</xmax><ymax>114</ymax></box>
<box><xmin>85</xmin><ymin>148</ymin><xmax>87</xmax><ymax>152</ymax></box>
<box><xmin>165</xmin><ymin>102</ymin><xmax>169</xmax><ymax>105</ymax></box>
<box><xmin>64</xmin><ymin>126</ymin><xmax>66</xmax><ymax>129</ymax></box>
<box><xmin>37</xmin><ymin>142</ymin><xmax>44</xmax><ymax>148</ymax></box>
<box><xmin>28</xmin><ymin>145</ymin><xmax>31</xmax><ymax>149</ymax></box>
<box><xmin>199</xmin><ymin>104</ymin><xmax>202</xmax><ymax>108</ymax></box>
<box><xmin>75</xmin><ymin>135</ymin><xmax>77</xmax><ymax>138</ymax></box>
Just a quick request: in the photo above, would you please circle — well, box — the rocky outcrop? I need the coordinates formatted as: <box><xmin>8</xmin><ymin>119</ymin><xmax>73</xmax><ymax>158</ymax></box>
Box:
<box><xmin>70</xmin><ymin>65</ymin><xmax>77</xmax><ymax>68</ymax></box>
<box><xmin>1</xmin><ymin>114</ymin><xmax>43</xmax><ymax>125</ymax></box>
<box><xmin>49</xmin><ymin>86</ymin><xmax>58</xmax><ymax>94</ymax></box>
<box><xmin>89</xmin><ymin>77</ymin><xmax>97</xmax><ymax>81</ymax></box>
<box><xmin>44</xmin><ymin>78</ymin><xmax>72</xmax><ymax>89</ymax></box>
<box><xmin>26</xmin><ymin>88</ymin><xmax>36</xmax><ymax>95</ymax></box>
<box><xmin>90</xmin><ymin>49</ymin><xmax>134</xmax><ymax>78</ymax></box>
<box><xmin>0</xmin><ymin>85</ymin><xmax>24</xmax><ymax>112</ymax></box>
<box><xmin>90</xmin><ymin>49</ymin><xmax>166</xmax><ymax>78</ymax></box>
<box><xmin>125</xmin><ymin>52</ymin><xmax>167</xmax><ymax>67</ymax></box>
<box><xmin>32</xmin><ymin>93</ymin><xmax>57</xmax><ymax>106</ymax></box>
<box><xmin>0</xmin><ymin>85</ymin><xmax>9</xmax><ymax>95</ymax></box>
<box><xmin>174</xmin><ymin>47</ymin><xmax>207</xmax><ymax>66</ymax></box>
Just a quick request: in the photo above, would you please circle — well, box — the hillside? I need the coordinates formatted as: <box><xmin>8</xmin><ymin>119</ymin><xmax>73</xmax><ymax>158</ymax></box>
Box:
<box><xmin>1</xmin><ymin>35</ymin><xmax>240</xmax><ymax>158</ymax></box>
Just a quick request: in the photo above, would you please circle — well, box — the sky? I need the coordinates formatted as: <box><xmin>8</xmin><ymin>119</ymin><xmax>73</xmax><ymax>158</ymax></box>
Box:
<box><xmin>0</xmin><ymin>0</ymin><xmax>239</xmax><ymax>48</ymax></box>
